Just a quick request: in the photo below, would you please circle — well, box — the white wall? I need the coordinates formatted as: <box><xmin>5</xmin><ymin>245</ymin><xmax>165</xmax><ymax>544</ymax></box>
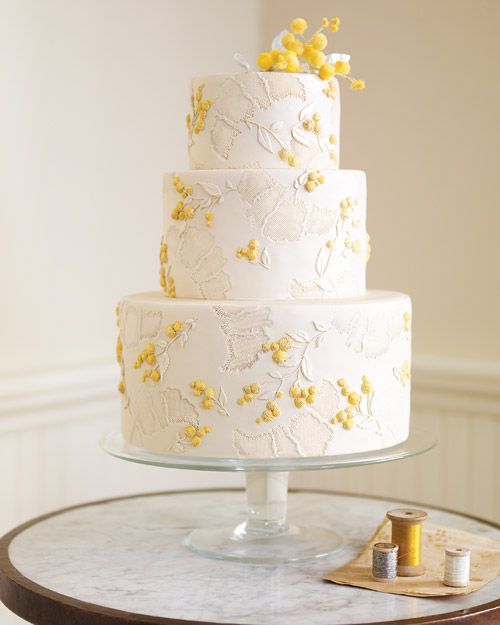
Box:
<box><xmin>0</xmin><ymin>0</ymin><xmax>261</xmax><ymax>375</ymax></box>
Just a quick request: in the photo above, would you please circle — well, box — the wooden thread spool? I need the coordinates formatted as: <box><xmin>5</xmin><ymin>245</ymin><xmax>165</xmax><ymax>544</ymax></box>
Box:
<box><xmin>387</xmin><ymin>508</ymin><xmax>427</xmax><ymax>577</ymax></box>
<box><xmin>372</xmin><ymin>542</ymin><xmax>398</xmax><ymax>582</ymax></box>
<box><xmin>444</xmin><ymin>547</ymin><xmax>470</xmax><ymax>587</ymax></box>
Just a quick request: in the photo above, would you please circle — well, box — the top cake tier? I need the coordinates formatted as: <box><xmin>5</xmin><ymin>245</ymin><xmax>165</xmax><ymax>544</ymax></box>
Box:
<box><xmin>187</xmin><ymin>72</ymin><xmax>340</xmax><ymax>171</ymax></box>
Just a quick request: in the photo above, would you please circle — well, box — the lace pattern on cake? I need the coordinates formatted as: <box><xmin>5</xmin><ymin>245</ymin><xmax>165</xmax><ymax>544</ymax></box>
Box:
<box><xmin>331</xmin><ymin>306</ymin><xmax>407</xmax><ymax>358</ymax></box>
<box><xmin>233</xmin><ymin>412</ymin><xmax>333</xmax><ymax>458</ymax></box>
<box><xmin>214</xmin><ymin>305</ymin><xmax>272</xmax><ymax>372</ymax></box>
<box><xmin>236</xmin><ymin>170</ymin><xmax>341</xmax><ymax>242</ymax></box>
<box><xmin>289</xmin><ymin>197</ymin><xmax>363</xmax><ymax>298</ymax></box>
<box><xmin>121</xmin><ymin>306</ymin><xmax>211</xmax><ymax>453</ymax></box>
<box><xmin>206</xmin><ymin>73</ymin><xmax>306</xmax><ymax>163</ymax></box>
<box><xmin>169</xmin><ymin>225</ymin><xmax>231</xmax><ymax>299</ymax></box>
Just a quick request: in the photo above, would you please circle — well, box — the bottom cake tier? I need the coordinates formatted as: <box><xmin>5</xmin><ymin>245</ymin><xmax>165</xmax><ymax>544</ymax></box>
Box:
<box><xmin>116</xmin><ymin>291</ymin><xmax>412</xmax><ymax>458</ymax></box>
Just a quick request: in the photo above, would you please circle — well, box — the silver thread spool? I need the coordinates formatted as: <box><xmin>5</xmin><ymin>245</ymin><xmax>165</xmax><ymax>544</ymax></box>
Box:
<box><xmin>444</xmin><ymin>547</ymin><xmax>471</xmax><ymax>587</ymax></box>
<box><xmin>372</xmin><ymin>542</ymin><xmax>398</xmax><ymax>582</ymax></box>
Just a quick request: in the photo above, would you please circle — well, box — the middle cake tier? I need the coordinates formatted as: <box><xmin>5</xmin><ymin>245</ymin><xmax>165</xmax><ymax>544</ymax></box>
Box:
<box><xmin>161</xmin><ymin>168</ymin><xmax>367</xmax><ymax>301</ymax></box>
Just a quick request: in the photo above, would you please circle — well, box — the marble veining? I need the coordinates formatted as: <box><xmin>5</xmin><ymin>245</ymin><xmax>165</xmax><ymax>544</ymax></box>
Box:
<box><xmin>7</xmin><ymin>491</ymin><xmax>500</xmax><ymax>624</ymax></box>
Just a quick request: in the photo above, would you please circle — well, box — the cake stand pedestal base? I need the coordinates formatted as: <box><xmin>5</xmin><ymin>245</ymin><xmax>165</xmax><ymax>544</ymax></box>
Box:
<box><xmin>186</xmin><ymin>471</ymin><xmax>342</xmax><ymax>563</ymax></box>
<box><xmin>101</xmin><ymin>428</ymin><xmax>435</xmax><ymax>564</ymax></box>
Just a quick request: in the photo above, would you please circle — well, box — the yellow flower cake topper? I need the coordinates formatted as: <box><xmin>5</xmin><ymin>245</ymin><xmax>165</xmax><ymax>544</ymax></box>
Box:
<box><xmin>256</xmin><ymin>16</ymin><xmax>365</xmax><ymax>90</ymax></box>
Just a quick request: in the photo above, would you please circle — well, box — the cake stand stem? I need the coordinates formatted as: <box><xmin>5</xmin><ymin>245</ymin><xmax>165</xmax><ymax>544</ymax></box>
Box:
<box><xmin>236</xmin><ymin>471</ymin><xmax>289</xmax><ymax>537</ymax></box>
<box><xmin>186</xmin><ymin>470</ymin><xmax>343</xmax><ymax>563</ymax></box>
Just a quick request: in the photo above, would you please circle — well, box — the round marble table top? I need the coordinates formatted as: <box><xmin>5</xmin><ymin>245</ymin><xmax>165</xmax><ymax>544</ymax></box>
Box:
<box><xmin>1</xmin><ymin>490</ymin><xmax>499</xmax><ymax>625</ymax></box>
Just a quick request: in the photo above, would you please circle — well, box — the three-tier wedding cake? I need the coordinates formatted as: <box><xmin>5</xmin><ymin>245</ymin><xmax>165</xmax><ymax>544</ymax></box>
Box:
<box><xmin>115</xmin><ymin>17</ymin><xmax>411</xmax><ymax>459</ymax></box>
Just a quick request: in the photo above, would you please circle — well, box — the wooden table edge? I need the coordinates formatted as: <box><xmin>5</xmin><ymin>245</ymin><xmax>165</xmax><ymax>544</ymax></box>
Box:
<box><xmin>0</xmin><ymin>489</ymin><xmax>499</xmax><ymax>625</ymax></box>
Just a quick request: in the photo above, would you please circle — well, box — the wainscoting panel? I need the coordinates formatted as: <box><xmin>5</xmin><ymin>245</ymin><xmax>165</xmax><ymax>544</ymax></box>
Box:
<box><xmin>0</xmin><ymin>403</ymin><xmax>242</xmax><ymax>537</ymax></box>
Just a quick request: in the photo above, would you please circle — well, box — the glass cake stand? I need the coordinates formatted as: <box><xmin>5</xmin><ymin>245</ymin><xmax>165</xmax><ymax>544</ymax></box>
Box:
<box><xmin>101</xmin><ymin>428</ymin><xmax>435</xmax><ymax>564</ymax></box>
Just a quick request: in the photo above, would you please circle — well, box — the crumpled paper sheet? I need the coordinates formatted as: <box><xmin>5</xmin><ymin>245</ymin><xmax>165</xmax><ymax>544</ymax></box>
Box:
<box><xmin>324</xmin><ymin>519</ymin><xmax>500</xmax><ymax>597</ymax></box>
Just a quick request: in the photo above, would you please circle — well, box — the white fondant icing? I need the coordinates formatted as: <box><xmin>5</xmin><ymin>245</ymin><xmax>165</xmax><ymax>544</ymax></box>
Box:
<box><xmin>187</xmin><ymin>73</ymin><xmax>341</xmax><ymax>170</ymax></box>
<box><xmin>119</xmin><ymin>291</ymin><xmax>411</xmax><ymax>459</ymax></box>
<box><xmin>117</xmin><ymin>68</ymin><xmax>413</xmax><ymax>461</ymax></box>
<box><xmin>163</xmin><ymin>169</ymin><xmax>366</xmax><ymax>300</ymax></box>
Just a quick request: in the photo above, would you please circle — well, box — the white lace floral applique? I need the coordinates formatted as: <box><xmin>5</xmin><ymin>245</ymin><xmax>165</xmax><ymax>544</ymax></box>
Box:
<box><xmin>236</xmin><ymin>170</ymin><xmax>307</xmax><ymax>242</ymax></box>
<box><xmin>331</xmin><ymin>307</ymin><xmax>404</xmax><ymax>358</ymax></box>
<box><xmin>214</xmin><ymin>305</ymin><xmax>273</xmax><ymax>372</ymax></box>
<box><xmin>289</xmin><ymin>196</ymin><xmax>362</xmax><ymax>298</ymax></box>
<box><xmin>210</xmin><ymin>73</ymin><xmax>306</xmax><ymax>162</ymax></box>
<box><xmin>177</xmin><ymin>226</ymin><xmax>231</xmax><ymax>299</ymax></box>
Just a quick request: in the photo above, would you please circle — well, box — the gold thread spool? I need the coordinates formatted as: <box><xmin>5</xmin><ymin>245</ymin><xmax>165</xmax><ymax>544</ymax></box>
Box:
<box><xmin>386</xmin><ymin>508</ymin><xmax>427</xmax><ymax>577</ymax></box>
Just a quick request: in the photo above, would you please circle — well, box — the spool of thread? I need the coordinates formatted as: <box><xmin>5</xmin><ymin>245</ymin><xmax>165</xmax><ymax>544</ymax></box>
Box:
<box><xmin>444</xmin><ymin>547</ymin><xmax>471</xmax><ymax>587</ymax></box>
<box><xmin>387</xmin><ymin>508</ymin><xmax>428</xmax><ymax>577</ymax></box>
<box><xmin>372</xmin><ymin>542</ymin><xmax>398</xmax><ymax>582</ymax></box>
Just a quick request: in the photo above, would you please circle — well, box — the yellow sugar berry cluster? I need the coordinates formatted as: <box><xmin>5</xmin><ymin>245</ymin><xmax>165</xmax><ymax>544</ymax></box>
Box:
<box><xmin>159</xmin><ymin>241</ymin><xmax>168</xmax><ymax>265</ymax></box>
<box><xmin>116</xmin><ymin>335</ymin><xmax>123</xmax><ymax>364</ymax></box>
<box><xmin>366</xmin><ymin>233</ymin><xmax>371</xmax><ymax>263</ymax></box>
<box><xmin>160</xmin><ymin>273</ymin><xmax>175</xmax><ymax>298</ymax></box>
<box><xmin>256</xmin><ymin>17</ymin><xmax>365</xmax><ymax>90</ymax></box>
<box><xmin>262</xmin><ymin>336</ymin><xmax>293</xmax><ymax>365</ymax></box>
<box><xmin>186</xmin><ymin>83</ymin><xmax>213</xmax><ymax>135</ymax></box>
<box><xmin>361</xmin><ymin>375</ymin><xmax>374</xmax><ymax>395</ymax></box>
<box><xmin>258</xmin><ymin>49</ymin><xmax>301</xmax><ymax>73</ymax></box>
<box><xmin>340</xmin><ymin>197</ymin><xmax>354</xmax><ymax>221</ymax></box>
<box><xmin>344</xmin><ymin>236</ymin><xmax>361</xmax><ymax>254</ymax></box>
<box><xmin>159</xmin><ymin>266</ymin><xmax>167</xmax><ymax>292</ymax></box>
<box><xmin>278</xmin><ymin>148</ymin><xmax>299</xmax><ymax>168</ymax></box>
<box><xmin>331</xmin><ymin>406</ymin><xmax>355</xmax><ymax>430</ymax></box>
<box><xmin>326</xmin><ymin>239</ymin><xmax>335</xmax><ymax>250</ymax></box>
<box><xmin>205</xmin><ymin>210</ymin><xmax>213</xmax><ymax>227</ymax></box>
<box><xmin>327</xmin><ymin>132</ymin><xmax>337</xmax><ymax>162</ymax></box>
<box><xmin>237</xmin><ymin>382</ymin><xmax>262</xmax><ymax>405</ymax></box>
<box><xmin>171</xmin><ymin>201</ymin><xmax>194</xmax><ymax>221</ymax></box>
<box><xmin>321</xmin><ymin>16</ymin><xmax>341</xmax><ymax>32</ymax></box>
<box><xmin>115</xmin><ymin>311</ymin><xmax>125</xmax><ymax>394</ymax></box>
<box><xmin>184</xmin><ymin>424</ymin><xmax>211</xmax><ymax>448</ymax></box>
<box><xmin>134</xmin><ymin>343</ymin><xmax>157</xmax><ymax>368</ymax></box>
<box><xmin>141</xmin><ymin>369</ymin><xmax>160</xmax><ymax>382</ymax></box>
<box><xmin>256</xmin><ymin>400</ymin><xmax>282</xmax><ymax>424</ymax></box>
<box><xmin>236</xmin><ymin>239</ymin><xmax>260</xmax><ymax>262</ymax></box>
<box><xmin>337</xmin><ymin>378</ymin><xmax>361</xmax><ymax>406</ymax></box>
<box><xmin>166</xmin><ymin>320</ymin><xmax>183</xmax><ymax>339</ymax></box>
<box><xmin>134</xmin><ymin>343</ymin><xmax>160</xmax><ymax>382</ymax></box>
<box><xmin>171</xmin><ymin>176</ymin><xmax>195</xmax><ymax>221</ymax></box>
<box><xmin>403</xmin><ymin>312</ymin><xmax>411</xmax><ymax>332</ymax></box>
<box><xmin>323</xmin><ymin>80</ymin><xmax>336</xmax><ymax>99</ymax></box>
<box><xmin>289</xmin><ymin>384</ymin><xmax>316</xmax><ymax>408</ymax></box>
<box><xmin>173</xmin><ymin>175</ymin><xmax>193</xmax><ymax>199</ymax></box>
<box><xmin>190</xmin><ymin>380</ymin><xmax>216</xmax><ymax>410</ymax></box>
<box><xmin>302</xmin><ymin>112</ymin><xmax>322</xmax><ymax>134</ymax></box>
<box><xmin>331</xmin><ymin>376</ymin><xmax>373</xmax><ymax>429</ymax></box>
<box><xmin>159</xmin><ymin>239</ymin><xmax>174</xmax><ymax>296</ymax></box>
<box><xmin>401</xmin><ymin>360</ymin><xmax>411</xmax><ymax>383</ymax></box>
<box><xmin>304</xmin><ymin>170</ymin><xmax>325</xmax><ymax>193</ymax></box>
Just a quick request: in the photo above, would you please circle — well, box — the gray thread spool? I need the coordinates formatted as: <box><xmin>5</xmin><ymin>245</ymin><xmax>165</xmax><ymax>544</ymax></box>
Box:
<box><xmin>372</xmin><ymin>542</ymin><xmax>398</xmax><ymax>582</ymax></box>
<box><xmin>444</xmin><ymin>547</ymin><xmax>471</xmax><ymax>587</ymax></box>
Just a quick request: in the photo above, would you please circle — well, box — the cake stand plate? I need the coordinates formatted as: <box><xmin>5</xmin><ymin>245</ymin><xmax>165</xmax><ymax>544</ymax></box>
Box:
<box><xmin>101</xmin><ymin>428</ymin><xmax>435</xmax><ymax>564</ymax></box>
